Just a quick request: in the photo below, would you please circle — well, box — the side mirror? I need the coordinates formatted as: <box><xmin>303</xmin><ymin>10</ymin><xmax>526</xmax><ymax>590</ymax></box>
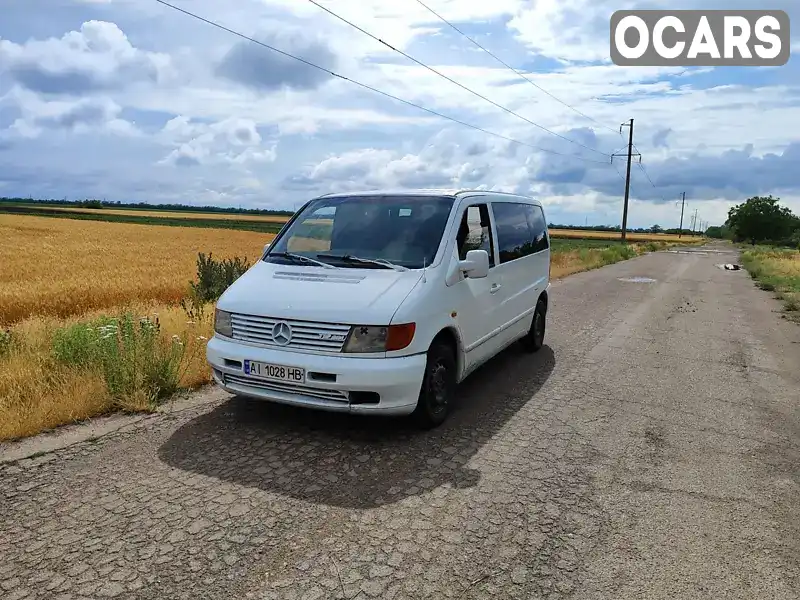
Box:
<box><xmin>263</xmin><ymin>242</ymin><xmax>271</xmax><ymax>254</ymax></box>
<box><xmin>459</xmin><ymin>249</ymin><xmax>490</xmax><ymax>279</ymax></box>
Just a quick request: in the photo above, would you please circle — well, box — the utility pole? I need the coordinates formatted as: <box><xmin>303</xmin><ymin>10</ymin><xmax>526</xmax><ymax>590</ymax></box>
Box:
<box><xmin>691</xmin><ymin>208</ymin><xmax>699</xmax><ymax>235</ymax></box>
<box><xmin>678</xmin><ymin>192</ymin><xmax>686</xmax><ymax>238</ymax></box>
<box><xmin>611</xmin><ymin>119</ymin><xmax>641</xmax><ymax>243</ymax></box>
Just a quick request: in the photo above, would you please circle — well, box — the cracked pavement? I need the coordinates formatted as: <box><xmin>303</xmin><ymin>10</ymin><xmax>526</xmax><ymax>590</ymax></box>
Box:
<box><xmin>1</xmin><ymin>243</ymin><xmax>799</xmax><ymax>599</ymax></box>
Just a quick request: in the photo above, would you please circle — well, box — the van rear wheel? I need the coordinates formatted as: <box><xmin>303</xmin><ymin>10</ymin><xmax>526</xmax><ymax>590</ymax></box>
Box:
<box><xmin>521</xmin><ymin>298</ymin><xmax>546</xmax><ymax>353</ymax></box>
<box><xmin>412</xmin><ymin>340</ymin><xmax>456</xmax><ymax>429</ymax></box>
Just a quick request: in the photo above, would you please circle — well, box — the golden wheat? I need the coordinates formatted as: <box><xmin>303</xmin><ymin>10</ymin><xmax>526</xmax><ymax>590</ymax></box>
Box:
<box><xmin>549</xmin><ymin>229</ymin><xmax>698</xmax><ymax>242</ymax></box>
<box><xmin>0</xmin><ymin>214</ymin><xmax>274</xmax><ymax>325</ymax></box>
<box><xmin>765</xmin><ymin>252</ymin><xmax>800</xmax><ymax>278</ymax></box>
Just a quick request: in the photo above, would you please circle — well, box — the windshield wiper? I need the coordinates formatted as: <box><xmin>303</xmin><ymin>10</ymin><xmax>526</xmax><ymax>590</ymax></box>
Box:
<box><xmin>268</xmin><ymin>252</ymin><xmax>338</xmax><ymax>269</ymax></box>
<box><xmin>316</xmin><ymin>254</ymin><xmax>409</xmax><ymax>272</ymax></box>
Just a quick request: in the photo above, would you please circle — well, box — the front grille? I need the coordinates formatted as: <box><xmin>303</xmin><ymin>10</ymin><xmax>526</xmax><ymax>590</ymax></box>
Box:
<box><xmin>230</xmin><ymin>313</ymin><xmax>350</xmax><ymax>352</ymax></box>
<box><xmin>223</xmin><ymin>373</ymin><xmax>349</xmax><ymax>403</ymax></box>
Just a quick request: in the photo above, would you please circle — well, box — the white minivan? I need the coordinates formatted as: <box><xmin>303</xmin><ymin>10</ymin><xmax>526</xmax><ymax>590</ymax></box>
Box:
<box><xmin>207</xmin><ymin>189</ymin><xmax>551</xmax><ymax>428</ymax></box>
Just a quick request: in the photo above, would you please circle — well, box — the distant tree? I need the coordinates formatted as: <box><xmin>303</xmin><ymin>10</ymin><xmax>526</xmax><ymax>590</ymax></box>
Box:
<box><xmin>650</xmin><ymin>224</ymin><xmax>663</xmax><ymax>234</ymax></box>
<box><xmin>726</xmin><ymin>195</ymin><xmax>798</xmax><ymax>245</ymax></box>
<box><xmin>705</xmin><ymin>225</ymin><xmax>728</xmax><ymax>239</ymax></box>
<box><xmin>79</xmin><ymin>199</ymin><xmax>104</xmax><ymax>209</ymax></box>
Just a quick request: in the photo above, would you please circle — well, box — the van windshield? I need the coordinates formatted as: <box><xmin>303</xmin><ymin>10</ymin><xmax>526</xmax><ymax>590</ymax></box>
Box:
<box><xmin>264</xmin><ymin>195</ymin><xmax>455</xmax><ymax>269</ymax></box>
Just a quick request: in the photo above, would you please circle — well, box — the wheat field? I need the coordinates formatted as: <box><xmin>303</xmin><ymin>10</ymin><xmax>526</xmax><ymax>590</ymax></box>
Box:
<box><xmin>0</xmin><ymin>214</ymin><xmax>274</xmax><ymax>325</ymax></box>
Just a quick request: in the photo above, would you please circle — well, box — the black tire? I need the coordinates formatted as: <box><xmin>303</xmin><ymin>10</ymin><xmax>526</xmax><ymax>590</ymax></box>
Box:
<box><xmin>521</xmin><ymin>298</ymin><xmax>547</xmax><ymax>353</ymax></box>
<box><xmin>412</xmin><ymin>340</ymin><xmax>457</xmax><ymax>429</ymax></box>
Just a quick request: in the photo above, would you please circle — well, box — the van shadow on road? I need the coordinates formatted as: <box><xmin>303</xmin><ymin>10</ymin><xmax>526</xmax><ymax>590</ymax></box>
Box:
<box><xmin>158</xmin><ymin>344</ymin><xmax>555</xmax><ymax>509</ymax></box>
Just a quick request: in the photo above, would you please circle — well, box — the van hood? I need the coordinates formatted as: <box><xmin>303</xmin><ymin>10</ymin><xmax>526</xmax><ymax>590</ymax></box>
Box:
<box><xmin>217</xmin><ymin>260</ymin><xmax>425</xmax><ymax>324</ymax></box>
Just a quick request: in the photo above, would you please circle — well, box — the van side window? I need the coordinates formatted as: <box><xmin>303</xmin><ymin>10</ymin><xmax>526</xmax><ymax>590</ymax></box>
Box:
<box><xmin>527</xmin><ymin>204</ymin><xmax>550</xmax><ymax>253</ymax></box>
<box><xmin>493</xmin><ymin>202</ymin><xmax>548</xmax><ymax>264</ymax></box>
<box><xmin>457</xmin><ymin>204</ymin><xmax>495</xmax><ymax>267</ymax></box>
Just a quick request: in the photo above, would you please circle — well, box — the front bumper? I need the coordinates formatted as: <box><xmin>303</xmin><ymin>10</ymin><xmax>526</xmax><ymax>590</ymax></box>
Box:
<box><xmin>206</xmin><ymin>335</ymin><xmax>426</xmax><ymax>416</ymax></box>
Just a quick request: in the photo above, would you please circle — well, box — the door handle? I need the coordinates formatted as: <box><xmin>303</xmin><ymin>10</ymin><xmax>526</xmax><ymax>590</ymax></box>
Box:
<box><xmin>490</xmin><ymin>283</ymin><xmax>502</xmax><ymax>294</ymax></box>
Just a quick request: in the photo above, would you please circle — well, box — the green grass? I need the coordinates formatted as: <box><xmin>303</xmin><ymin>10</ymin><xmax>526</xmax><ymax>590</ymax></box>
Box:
<box><xmin>550</xmin><ymin>238</ymin><xmax>620</xmax><ymax>251</ymax></box>
<box><xmin>741</xmin><ymin>246</ymin><xmax>800</xmax><ymax>319</ymax></box>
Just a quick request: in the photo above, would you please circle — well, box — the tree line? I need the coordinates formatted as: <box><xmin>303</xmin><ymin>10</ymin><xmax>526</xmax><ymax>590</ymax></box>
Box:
<box><xmin>706</xmin><ymin>195</ymin><xmax>800</xmax><ymax>248</ymax></box>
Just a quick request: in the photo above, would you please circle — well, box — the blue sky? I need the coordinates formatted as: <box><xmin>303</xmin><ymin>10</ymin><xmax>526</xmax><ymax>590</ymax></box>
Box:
<box><xmin>0</xmin><ymin>0</ymin><xmax>798</xmax><ymax>228</ymax></box>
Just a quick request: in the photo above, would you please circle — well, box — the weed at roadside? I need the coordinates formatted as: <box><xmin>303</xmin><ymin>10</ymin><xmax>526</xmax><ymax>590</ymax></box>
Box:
<box><xmin>52</xmin><ymin>313</ymin><xmax>185</xmax><ymax>409</ymax></box>
<box><xmin>741</xmin><ymin>247</ymin><xmax>800</xmax><ymax>319</ymax></box>
<box><xmin>0</xmin><ymin>305</ymin><xmax>213</xmax><ymax>441</ymax></box>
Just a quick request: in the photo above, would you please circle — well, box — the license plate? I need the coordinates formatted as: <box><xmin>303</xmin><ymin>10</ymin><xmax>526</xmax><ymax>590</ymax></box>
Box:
<box><xmin>243</xmin><ymin>360</ymin><xmax>305</xmax><ymax>383</ymax></box>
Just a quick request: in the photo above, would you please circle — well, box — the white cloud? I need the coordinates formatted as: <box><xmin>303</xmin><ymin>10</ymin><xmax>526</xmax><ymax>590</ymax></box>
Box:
<box><xmin>507</xmin><ymin>0</ymin><xmax>612</xmax><ymax>63</ymax></box>
<box><xmin>158</xmin><ymin>116</ymin><xmax>277</xmax><ymax>168</ymax></box>
<box><xmin>0</xmin><ymin>20</ymin><xmax>171</xmax><ymax>95</ymax></box>
<box><xmin>4</xmin><ymin>88</ymin><xmax>136</xmax><ymax>138</ymax></box>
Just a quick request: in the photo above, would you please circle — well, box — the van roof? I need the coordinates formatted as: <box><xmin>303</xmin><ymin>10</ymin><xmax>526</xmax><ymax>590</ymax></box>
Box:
<box><xmin>316</xmin><ymin>189</ymin><xmax>540</xmax><ymax>204</ymax></box>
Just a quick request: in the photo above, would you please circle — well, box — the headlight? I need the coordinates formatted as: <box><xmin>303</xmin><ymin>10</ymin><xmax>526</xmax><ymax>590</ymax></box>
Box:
<box><xmin>214</xmin><ymin>308</ymin><xmax>232</xmax><ymax>337</ymax></box>
<box><xmin>343</xmin><ymin>323</ymin><xmax>416</xmax><ymax>353</ymax></box>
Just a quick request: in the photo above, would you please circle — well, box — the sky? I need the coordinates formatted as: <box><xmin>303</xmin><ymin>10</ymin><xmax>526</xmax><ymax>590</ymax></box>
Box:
<box><xmin>0</xmin><ymin>0</ymin><xmax>798</xmax><ymax>229</ymax></box>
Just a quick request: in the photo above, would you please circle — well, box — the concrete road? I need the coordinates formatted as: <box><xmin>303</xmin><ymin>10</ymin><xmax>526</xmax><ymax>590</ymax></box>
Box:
<box><xmin>2</xmin><ymin>243</ymin><xmax>799</xmax><ymax>600</ymax></box>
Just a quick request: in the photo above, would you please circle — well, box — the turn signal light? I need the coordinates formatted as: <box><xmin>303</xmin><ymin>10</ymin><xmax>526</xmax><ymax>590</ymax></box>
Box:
<box><xmin>386</xmin><ymin>323</ymin><xmax>416</xmax><ymax>351</ymax></box>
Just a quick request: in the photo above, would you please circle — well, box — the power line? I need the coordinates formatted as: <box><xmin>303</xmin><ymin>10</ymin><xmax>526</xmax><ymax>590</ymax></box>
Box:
<box><xmin>632</xmin><ymin>145</ymin><xmax>657</xmax><ymax>187</ymax></box>
<box><xmin>628</xmin><ymin>143</ymin><xmax>670</xmax><ymax>204</ymax></box>
<box><xmin>411</xmin><ymin>0</ymin><xmax>621</xmax><ymax>137</ymax></box>
<box><xmin>152</xmin><ymin>0</ymin><xmax>610</xmax><ymax>165</ymax></box>
<box><xmin>612</xmin><ymin>161</ymin><xmax>627</xmax><ymax>182</ymax></box>
<box><xmin>306</xmin><ymin>0</ymin><xmax>610</xmax><ymax>158</ymax></box>
<box><xmin>636</xmin><ymin>162</ymin><xmax>657</xmax><ymax>189</ymax></box>
<box><xmin>635</xmin><ymin>161</ymin><xmax>671</xmax><ymax>206</ymax></box>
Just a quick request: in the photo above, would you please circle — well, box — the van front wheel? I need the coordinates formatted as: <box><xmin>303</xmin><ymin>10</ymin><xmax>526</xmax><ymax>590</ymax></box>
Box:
<box><xmin>521</xmin><ymin>298</ymin><xmax>547</xmax><ymax>353</ymax></box>
<box><xmin>412</xmin><ymin>341</ymin><xmax>456</xmax><ymax>429</ymax></box>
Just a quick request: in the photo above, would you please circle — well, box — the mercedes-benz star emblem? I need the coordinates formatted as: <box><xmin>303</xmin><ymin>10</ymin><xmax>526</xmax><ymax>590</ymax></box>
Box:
<box><xmin>271</xmin><ymin>321</ymin><xmax>292</xmax><ymax>346</ymax></box>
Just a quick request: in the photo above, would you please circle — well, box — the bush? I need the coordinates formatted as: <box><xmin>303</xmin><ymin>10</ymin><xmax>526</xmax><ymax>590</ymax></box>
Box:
<box><xmin>190</xmin><ymin>252</ymin><xmax>250</xmax><ymax>303</ymax></box>
<box><xmin>78</xmin><ymin>199</ymin><xmax>104</xmax><ymax>209</ymax></box>
<box><xmin>180</xmin><ymin>252</ymin><xmax>251</xmax><ymax>322</ymax></box>
<box><xmin>52</xmin><ymin>313</ymin><xmax>185</xmax><ymax>407</ymax></box>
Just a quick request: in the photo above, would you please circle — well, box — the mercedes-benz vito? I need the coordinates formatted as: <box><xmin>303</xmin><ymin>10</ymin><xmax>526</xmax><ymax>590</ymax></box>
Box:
<box><xmin>207</xmin><ymin>189</ymin><xmax>551</xmax><ymax>428</ymax></box>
